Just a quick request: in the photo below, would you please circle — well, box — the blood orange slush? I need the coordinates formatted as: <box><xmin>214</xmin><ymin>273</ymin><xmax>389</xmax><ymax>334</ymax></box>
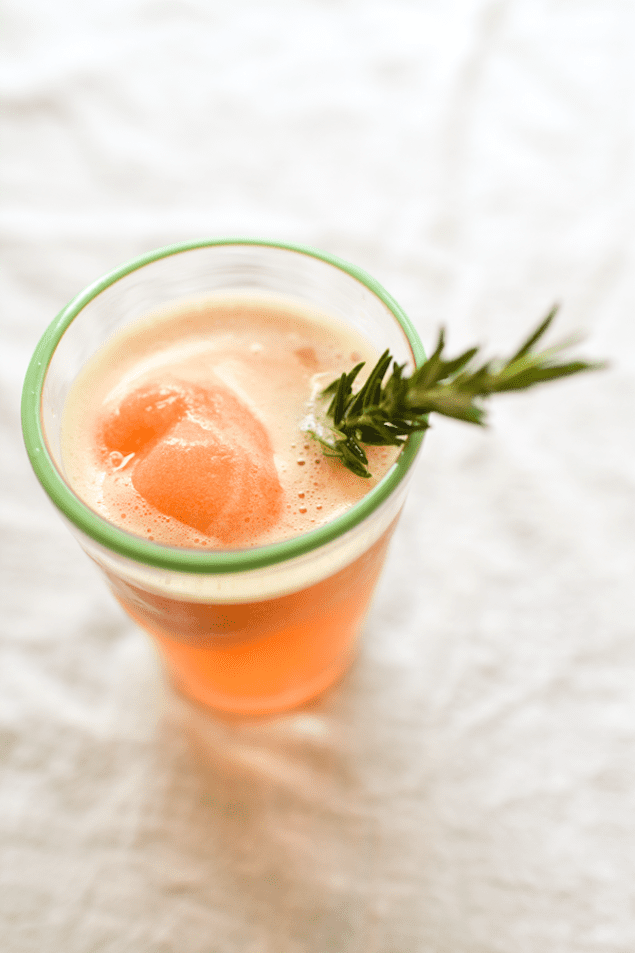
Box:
<box><xmin>22</xmin><ymin>241</ymin><xmax>425</xmax><ymax>715</ymax></box>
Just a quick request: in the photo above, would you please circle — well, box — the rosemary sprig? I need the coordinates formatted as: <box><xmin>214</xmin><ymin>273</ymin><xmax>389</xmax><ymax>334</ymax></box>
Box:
<box><xmin>306</xmin><ymin>306</ymin><xmax>606</xmax><ymax>478</ymax></box>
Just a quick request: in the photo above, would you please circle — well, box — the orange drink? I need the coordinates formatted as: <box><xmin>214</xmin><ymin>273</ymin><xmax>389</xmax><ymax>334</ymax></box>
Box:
<box><xmin>22</xmin><ymin>241</ymin><xmax>425</xmax><ymax>715</ymax></box>
<box><xmin>101</xmin><ymin>522</ymin><xmax>398</xmax><ymax>714</ymax></box>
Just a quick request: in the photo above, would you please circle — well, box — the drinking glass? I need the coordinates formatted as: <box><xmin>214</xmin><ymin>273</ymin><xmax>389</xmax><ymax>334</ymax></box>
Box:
<box><xmin>22</xmin><ymin>240</ymin><xmax>425</xmax><ymax>716</ymax></box>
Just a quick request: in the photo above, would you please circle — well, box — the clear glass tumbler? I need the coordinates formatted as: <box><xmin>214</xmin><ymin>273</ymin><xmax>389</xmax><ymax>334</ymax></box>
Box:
<box><xmin>22</xmin><ymin>240</ymin><xmax>425</xmax><ymax>716</ymax></box>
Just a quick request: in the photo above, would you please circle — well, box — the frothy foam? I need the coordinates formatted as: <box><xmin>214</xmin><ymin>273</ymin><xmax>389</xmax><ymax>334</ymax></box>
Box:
<box><xmin>61</xmin><ymin>295</ymin><xmax>400</xmax><ymax>549</ymax></box>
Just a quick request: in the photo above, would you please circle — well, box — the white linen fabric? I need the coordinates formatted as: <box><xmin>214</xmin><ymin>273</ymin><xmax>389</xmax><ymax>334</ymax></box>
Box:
<box><xmin>2</xmin><ymin>2</ymin><xmax>635</xmax><ymax>950</ymax></box>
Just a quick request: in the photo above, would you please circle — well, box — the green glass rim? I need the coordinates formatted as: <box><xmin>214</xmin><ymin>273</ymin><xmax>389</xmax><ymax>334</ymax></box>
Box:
<box><xmin>21</xmin><ymin>238</ymin><xmax>426</xmax><ymax>574</ymax></box>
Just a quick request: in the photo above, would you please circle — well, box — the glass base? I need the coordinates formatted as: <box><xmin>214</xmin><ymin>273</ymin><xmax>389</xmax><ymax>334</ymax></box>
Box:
<box><xmin>164</xmin><ymin>645</ymin><xmax>356</xmax><ymax>717</ymax></box>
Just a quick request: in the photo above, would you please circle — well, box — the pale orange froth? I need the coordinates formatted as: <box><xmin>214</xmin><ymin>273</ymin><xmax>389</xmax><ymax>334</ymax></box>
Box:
<box><xmin>61</xmin><ymin>295</ymin><xmax>400</xmax><ymax>549</ymax></box>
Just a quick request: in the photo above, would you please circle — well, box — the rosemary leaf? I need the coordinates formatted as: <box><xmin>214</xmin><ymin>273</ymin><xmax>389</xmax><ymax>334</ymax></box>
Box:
<box><xmin>305</xmin><ymin>306</ymin><xmax>606</xmax><ymax>477</ymax></box>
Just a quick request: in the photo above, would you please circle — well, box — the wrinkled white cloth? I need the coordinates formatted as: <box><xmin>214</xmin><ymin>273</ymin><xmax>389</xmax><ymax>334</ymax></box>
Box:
<box><xmin>2</xmin><ymin>2</ymin><xmax>635</xmax><ymax>950</ymax></box>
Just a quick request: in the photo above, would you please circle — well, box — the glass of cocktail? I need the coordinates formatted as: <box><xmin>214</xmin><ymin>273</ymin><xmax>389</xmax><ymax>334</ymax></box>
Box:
<box><xmin>21</xmin><ymin>240</ymin><xmax>425</xmax><ymax>716</ymax></box>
